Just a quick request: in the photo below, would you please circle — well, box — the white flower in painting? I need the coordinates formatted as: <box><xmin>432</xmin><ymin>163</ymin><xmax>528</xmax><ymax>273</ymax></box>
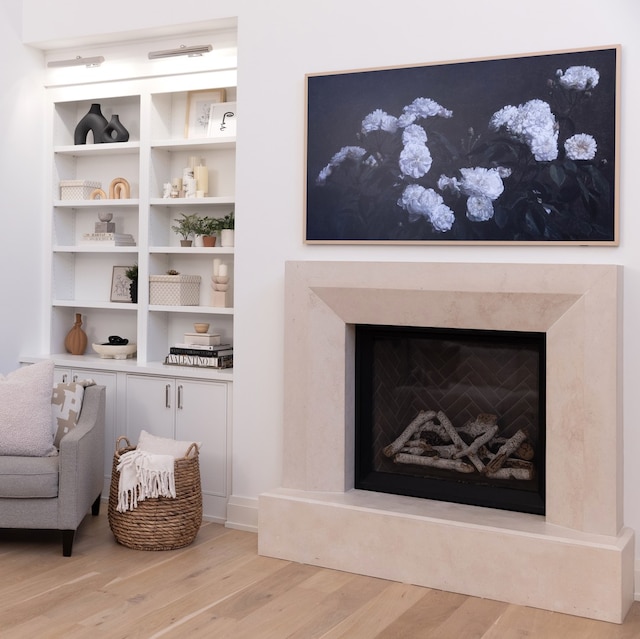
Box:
<box><xmin>557</xmin><ymin>65</ymin><xmax>600</xmax><ymax>91</ymax></box>
<box><xmin>397</xmin><ymin>184</ymin><xmax>454</xmax><ymax>232</ymax></box>
<box><xmin>397</xmin><ymin>97</ymin><xmax>452</xmax><ymax>127</ymax></box>
<box><xmin>402</xmin><ymin>124</ymin><xmax>428</xmax><ymax>145</ymax></box>
<box><xmin>457</xmin><ymin>167</ymin><xmax>507</xmax><ymax>200</ymax></box>
<box><xmin>490</xmin><ymin>99</ymin><xmax>558</xmax><ymax>161</ymax></box>
<box><xmin>316</xmin><ymin>145</ymin><xmax>367</xmax><ymax>184</ymax></box>
<box><xmin>361</xmin><ymin>109</ymin><xmax>398</xmax><ymax>134</ymax></box>
<box><xmin>439</xmin><ymin>166</ymin><xmax>511</xmax><ymax>223</ymax></box>
<box><xmin>399</xmin><ymin>143</ymin><xmax>433</xmax><ymax>178</ymax></box>
<box><xmin>564</xmin><ymin>133</ymin><xmax>597</xmax><ymax>160</ymax></box>
<box><xmin>466</xmin><ymin>195</ymin><xmax>495</xmax><ymax>222</ymax></box>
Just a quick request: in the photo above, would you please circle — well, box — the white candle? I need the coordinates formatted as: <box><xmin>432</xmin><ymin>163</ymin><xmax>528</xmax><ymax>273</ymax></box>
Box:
<box><xmin>213</xmin><ymin>258</ymin><xmax>221</xmax><ymax>276</ymax></box>
<box><xmin>218</xmin><ymin>264</ymin><xmax>228</xmax><ymax>277</ymax></box>
<box><xmin>194</xmin><ymin>165</ymin><xmax>208</xmax><ymax>195</ymax></box>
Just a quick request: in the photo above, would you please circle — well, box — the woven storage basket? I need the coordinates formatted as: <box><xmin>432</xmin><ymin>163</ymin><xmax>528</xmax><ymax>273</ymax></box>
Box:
<box><xmin>108</xmin><ymin>436</ymin><xmax>203</xmax><ymax>551</ymax></box>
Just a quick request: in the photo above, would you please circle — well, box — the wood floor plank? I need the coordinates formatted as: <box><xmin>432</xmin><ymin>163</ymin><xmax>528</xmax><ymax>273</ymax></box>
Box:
<box><xmin>0</xmin><ymin>511</ymin><xmax>638</xmax><ymax>639</ymax></box>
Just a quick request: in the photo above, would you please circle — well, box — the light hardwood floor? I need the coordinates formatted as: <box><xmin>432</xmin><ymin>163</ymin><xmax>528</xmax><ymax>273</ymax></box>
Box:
<box><xmin>0</xmin><ymin>512</ymin><xmax>639</xmax><ymax>638</ymax></box>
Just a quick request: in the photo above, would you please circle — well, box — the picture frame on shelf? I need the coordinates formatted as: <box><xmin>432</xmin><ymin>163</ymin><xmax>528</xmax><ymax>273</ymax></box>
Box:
<box><xmin>207</xmin><ymin>102</ymin><xmax>237</xmax><ymax>138</ymax></box>
<box><xmin>185</xmin><ymin>89</ymin><xmax>228</xmax><ymax>138</ymax></box>
<box><xmin>305</xmin><ymin>46</ymin><xmax>619</xmax><ymax>245</ymax></box>
<box><xmin>110</xmin><ymin>266</ymin><xmax>133</xmax><ymax>303</ymax></box>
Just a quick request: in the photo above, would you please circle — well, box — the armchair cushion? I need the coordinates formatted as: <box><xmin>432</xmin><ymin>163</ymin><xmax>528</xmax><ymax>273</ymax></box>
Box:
<box><xmin>0</xmin><ymin>360</ymin><xmax>57</xmax><ymax>457</ymax></box>
<box><xmin>0</xmin><ymin>455</ymin><xmax>59</xmax><ymax>498</ymax></box>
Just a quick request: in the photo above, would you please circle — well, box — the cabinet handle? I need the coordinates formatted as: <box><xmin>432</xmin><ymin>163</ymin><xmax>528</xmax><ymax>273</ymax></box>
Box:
<box><xmin>165</xmin><ymin>384</ymin><xmax>171</xmax><ymax>408</ymax></box>
<box><xmin>62</xmin><ymin>373</ymin><xmax>68</xmax><ymax>383</ymax></box>
<box><xmin>72</xmin><ymin>375</ymin><xmax>78</xmax><ymax>382</ymax></box>
<box><xmin>178</xmin><ymin>384</ymin><xmax>183</xmax><ymax>409</ymax></box>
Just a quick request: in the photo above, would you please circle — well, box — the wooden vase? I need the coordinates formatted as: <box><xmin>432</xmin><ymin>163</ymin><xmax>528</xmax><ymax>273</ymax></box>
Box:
<box><xmin>64</xmin><ymin>313</ymin><xmax>88</xmax><ymax>355</ymax></box>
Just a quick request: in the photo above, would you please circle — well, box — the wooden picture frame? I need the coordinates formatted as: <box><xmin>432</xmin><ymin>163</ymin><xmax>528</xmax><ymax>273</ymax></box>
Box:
<box><xmin>185</xmin><ymin>89</ymin><xmax>227</xmax><ymax>138</ymax></box>
<box><xmin>305</xmin><ymin>46</ymin><xmax>620</xmax><ymax>245</ymax></box>
<box><xmin>110</xmin><ymin>266</ymin><xmax>132</xmax><ymax>303</ymax></box>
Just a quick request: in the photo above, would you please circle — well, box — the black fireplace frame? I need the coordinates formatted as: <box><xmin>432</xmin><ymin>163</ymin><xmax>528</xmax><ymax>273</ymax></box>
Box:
<box><xmin>354</xmin><ymin>324</ymin><xmax>546</xmax><ymax>515</ymax></box>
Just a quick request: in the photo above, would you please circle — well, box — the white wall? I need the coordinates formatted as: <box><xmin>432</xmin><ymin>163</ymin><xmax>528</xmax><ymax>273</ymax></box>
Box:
<box><xmin>17</xmin><ymin>0</ymin><xmax>640</xmax><ymax>563</ymax></box>
<box><xmin>0</xmin><ymin>0</ymin><xmax>45</xmax><ymax>373</ymax></box>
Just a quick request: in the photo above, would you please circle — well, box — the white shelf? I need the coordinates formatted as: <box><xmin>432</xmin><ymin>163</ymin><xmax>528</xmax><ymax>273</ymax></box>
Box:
<box><xmin>151</xmin><ymin>137</ymin><xmax>236</xmax><ymax>152</ymax></box>
<box><xmin>149</xmin><ymin>305</ymin><xmax>233</xmax><ymax>315</ymax></box>
<box><xmin>53</xmin><ymin>246</ymin><xmax>139</xmax><ymax>253</ymax></box>
<box><xmin>149</xmin><ymin>197</ymin><xmax>234</xmax><ymax>206</ymax></box>
<box><xmin>53</xmin><ymin>300</ymin><xmax>138</xmax><ymax>310</ymax></box>
<box><xmin>54</xmin><ymin>199</ymin><xmax>140</xmax><ymax>208</ymax></box>
<box><xmin>54</xmin><ymin>141</ymin><xmax>141</xmax><ymax>156</ymax></box>
<box><xmin>149</xmin><ymin>246</ymin><xmax>234</xmax><ymax>254</ymax></box>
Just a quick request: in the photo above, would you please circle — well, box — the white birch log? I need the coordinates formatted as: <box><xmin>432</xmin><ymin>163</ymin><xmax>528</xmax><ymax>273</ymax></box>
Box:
<box><xmin>394</xmin><ymin>453</ymin><xmax>475</xmax><ymax>473</ymax></box>
<box><xmin>485</xmin><ymin>429</ymin><xmax>528</xmax><ymax>473</ymax></box>
<box><xmin>453</xmin><ymin>425</ymin><xmax>499</xmax><ymax>459</ymax></box>
<box><xmin>486</xmin><ymin>467</ymin><xmax>533</xmax><ymax>481</ymax></box>
<box><xmin>437</xmin><ymin>411</ymin><xmax>485</xmax><ymax>472</ymax></box>
<box><xmin>459</xmin><ymin>413</ymin><xmax>497</xmax><ymax>438</ymax></box>
<box><xmin>383</xmin><ymin>410</ymin><xmax>436</xmax><ymax>457</ymax></box>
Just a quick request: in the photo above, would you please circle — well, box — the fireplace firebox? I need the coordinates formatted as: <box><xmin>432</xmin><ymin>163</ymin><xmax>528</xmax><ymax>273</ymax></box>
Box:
<box><xmin>355</xmin><ymin>324</ymin><xmax>545</xmax><ymax>515</ymax></box>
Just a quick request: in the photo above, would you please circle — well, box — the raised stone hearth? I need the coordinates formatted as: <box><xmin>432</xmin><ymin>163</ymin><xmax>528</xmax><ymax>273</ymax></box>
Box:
<box><xmin>258</xmin><ymin>261</ymin><xmax>634</xmax><ymax>623</ymax></box>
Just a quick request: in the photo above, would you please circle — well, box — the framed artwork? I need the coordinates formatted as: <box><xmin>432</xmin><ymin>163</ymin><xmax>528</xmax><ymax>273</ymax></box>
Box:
<box><xmin>305</xmin><ymin>46</ymin><xmax>620</xmax><ymax>245</ymax></box>
<box><xmin>110</xmin><ymin>266</ymin><xmax>132</xmax><ymax>303</ymax></box>
<box><xmin>207</xmin><ymin>102</ymin><xmax>237</xmax><ymax>137</ymax></box>
<box><xmin>185</xmin><ymin>89</ymin><xmax>227</xmax><ymax>138</ymax></box>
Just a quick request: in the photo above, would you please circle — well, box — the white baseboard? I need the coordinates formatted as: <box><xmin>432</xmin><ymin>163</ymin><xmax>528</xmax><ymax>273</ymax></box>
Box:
<box><xmin>225</xmin><ymin>495</ymin><xmax>258</xmax><ymax>533</ymax></box>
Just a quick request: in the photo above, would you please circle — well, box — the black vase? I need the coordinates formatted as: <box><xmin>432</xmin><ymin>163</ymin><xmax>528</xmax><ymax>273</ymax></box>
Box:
<box><xmin>74</xmin><ymin>103</ymin><xmax>108</xmax><ymax>145</ymax></box>
<box><xmin>102</xmin><ymin>114</ymin><xmax>130</xmax><ymax>143</ymax></box>
<box><xmin>129</xmin><ymin>280</ymin><xmax>138</xmax><ymax>303</ymax></box>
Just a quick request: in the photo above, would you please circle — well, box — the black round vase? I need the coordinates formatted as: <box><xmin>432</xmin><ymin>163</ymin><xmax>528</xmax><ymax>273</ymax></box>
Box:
<box><xmin>74</xmin><ymin>103</ymin><xmax>108</xmax><ymax>145</ymax></box>
<box><xmin>102</xmin><ymin>114</ymin><xmax>130</xmax><ymax>143</ymax></box>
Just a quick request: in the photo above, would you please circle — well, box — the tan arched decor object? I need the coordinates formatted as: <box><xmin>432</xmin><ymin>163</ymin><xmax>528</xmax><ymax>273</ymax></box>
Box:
<box><xmin>90</xmin><ymin>188</ymin><xmax>107</xmax><ymax>200</ymax></box>
<box><xmin>109</xmin><ymin>177</ymin><xmax>130</xmax><ymax>199</ymax></box>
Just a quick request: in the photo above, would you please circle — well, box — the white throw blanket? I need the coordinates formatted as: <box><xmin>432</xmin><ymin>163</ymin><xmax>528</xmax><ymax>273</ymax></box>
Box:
<box><xmin>116</xmin><ymin>449</ymin><xmax>176</xmax><ymax>512</ymax></box>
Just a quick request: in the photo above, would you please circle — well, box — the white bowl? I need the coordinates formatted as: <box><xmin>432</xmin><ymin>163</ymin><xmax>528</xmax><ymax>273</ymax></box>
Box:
<box><xmin>92</xmin><ymin>342</ymin><xmax>137</xmax><ymax>360</ymax></box>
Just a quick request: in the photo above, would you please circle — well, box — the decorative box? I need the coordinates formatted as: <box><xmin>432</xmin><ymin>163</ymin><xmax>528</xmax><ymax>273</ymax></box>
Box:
<box><xmin>59</xmin><ymin>179</ymin><xmax>102</xmax><ymax>200</ymax></box>
<box><xmin>149</xmin><ymin>275</ymin><xmax>201</xmax><ymax>306</ymax></box>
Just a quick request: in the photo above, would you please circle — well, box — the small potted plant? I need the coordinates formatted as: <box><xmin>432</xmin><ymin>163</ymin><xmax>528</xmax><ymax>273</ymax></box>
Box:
<box><xmin>171</xmin><ymin>213</ymin><xmax>200</xmax><ymax>246</ymax></box>
<box><xmin>196</xmin><ymin>216</ymin><xmax>219</xmax><ymax>247</ymax></box>
<box><xmin>125</xmin><ymin>263</ymin><xmax>138</xmax><ymax>303</ymax></box>
<box><xmin>219</xmin><ymin>210</ymin><xmax>235</xmax><ymax>247</ymax></box>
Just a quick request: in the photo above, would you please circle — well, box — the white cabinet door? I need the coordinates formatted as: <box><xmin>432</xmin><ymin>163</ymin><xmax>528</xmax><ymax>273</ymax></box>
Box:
<box><xmin>175</xmin><ymin>379</ymin><xmax>228</xmax><ymax>498</ymax></box>
<box><xmin>54</xmin><ymin>366</ymin><xmax>118</xmax><ymax>482</ymax></box>
<box><xmin>125</xmin><ymin>375</ymin><xmax>175</xmax><ymax>443</ymax></box>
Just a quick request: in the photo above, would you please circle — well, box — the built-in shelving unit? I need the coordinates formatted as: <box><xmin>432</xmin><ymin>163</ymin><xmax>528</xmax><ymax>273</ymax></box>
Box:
<box><xmin>20</xmin><ymin>53</ymin><xmax>238</xmax><ymax>521</ymax></box>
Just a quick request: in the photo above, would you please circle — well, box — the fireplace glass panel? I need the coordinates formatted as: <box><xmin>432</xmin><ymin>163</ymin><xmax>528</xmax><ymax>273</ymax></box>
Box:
<box><xmin>355</xmin><ymin>325</ymin><xmax>546</xmax><ymax>515</ymax></box>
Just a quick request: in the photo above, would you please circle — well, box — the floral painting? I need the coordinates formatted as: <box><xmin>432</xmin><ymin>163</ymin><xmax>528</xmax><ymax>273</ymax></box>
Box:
<box><xmin>305</xmin><ymin>47</ymin><xmax>619</xmax><ymax>244</ymax></box>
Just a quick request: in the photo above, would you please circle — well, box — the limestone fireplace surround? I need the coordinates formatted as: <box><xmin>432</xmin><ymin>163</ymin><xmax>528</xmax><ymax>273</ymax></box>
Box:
<box><xmin>258</xmin><ymin>261</ymin><xmax>634</xmax><ymax>623</ymax></box>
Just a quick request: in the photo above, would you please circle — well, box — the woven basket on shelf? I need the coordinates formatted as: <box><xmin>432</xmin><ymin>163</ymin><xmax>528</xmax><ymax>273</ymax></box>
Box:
<box><xmin>107</xmin><ymin>436</ymin><xmax>203</xmax><ymax>551</ymax></box>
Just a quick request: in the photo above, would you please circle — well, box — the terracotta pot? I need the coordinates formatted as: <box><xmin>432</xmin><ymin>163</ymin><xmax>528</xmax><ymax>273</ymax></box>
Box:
<box><xmin>202</xmin><ymin>235</ymin><xmax>217</xmax><ymax>247</ymax></box>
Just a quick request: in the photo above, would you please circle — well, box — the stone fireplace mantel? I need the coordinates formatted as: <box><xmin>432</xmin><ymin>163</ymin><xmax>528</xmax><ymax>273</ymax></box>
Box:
<box><xmin>258</xmin><ymin>261</ymin><xmax>634</xmax><ymax>623</ymax></box>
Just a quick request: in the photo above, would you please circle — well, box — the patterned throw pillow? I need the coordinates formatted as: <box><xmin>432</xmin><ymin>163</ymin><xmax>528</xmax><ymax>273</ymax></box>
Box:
<box><xmin>51</xmin><ymin>382</ymin><xmax>85</xmax><ymax>447</ymax></box>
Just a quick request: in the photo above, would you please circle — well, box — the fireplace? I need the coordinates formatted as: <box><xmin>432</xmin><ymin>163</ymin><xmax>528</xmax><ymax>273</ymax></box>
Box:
<box><xmin>355</xmin><ymin>324</ymin><xmax>546</xmax><ymax>515</ymax></box>
<box><xmin>258</xmin><ymin>261</ymin><xmax>634</xmax><ymax>623</ymax></box>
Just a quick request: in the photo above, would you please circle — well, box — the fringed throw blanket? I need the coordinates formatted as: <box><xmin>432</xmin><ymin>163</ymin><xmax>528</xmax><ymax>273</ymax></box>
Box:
<box><xmin>116</xmin><ymin>449</ymin><xmax>176</xmax><ymax>512</ymax></box>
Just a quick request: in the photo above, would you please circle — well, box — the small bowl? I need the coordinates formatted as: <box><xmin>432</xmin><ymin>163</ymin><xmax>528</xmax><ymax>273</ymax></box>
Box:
<box><xmin>92</xmin><ymin>343</ymin><xmax>137</xmax><ymax>360</ymax></box>
<box><xmin>193</xmin><ymin>323</ymin><xmax>210</xmax><ymax>333</ymax></box>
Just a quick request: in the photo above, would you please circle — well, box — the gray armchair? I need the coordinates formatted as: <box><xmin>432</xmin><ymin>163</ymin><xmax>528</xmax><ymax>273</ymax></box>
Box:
<box><xmin>0</xmin><ymin>385</ymin><xmax>105</xmax><ymax>556</ymax></box>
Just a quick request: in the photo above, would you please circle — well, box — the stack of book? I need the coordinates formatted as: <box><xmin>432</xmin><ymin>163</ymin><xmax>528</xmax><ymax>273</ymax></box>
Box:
<box><xmin>80</xmin><ymin>232</ymin><xmax>136</xmax><ymax>246</ymax></box>
<box><xmin>164</xmin><ymin>332</ymin><xmax>233</xmax><ymax>369</ymax></box>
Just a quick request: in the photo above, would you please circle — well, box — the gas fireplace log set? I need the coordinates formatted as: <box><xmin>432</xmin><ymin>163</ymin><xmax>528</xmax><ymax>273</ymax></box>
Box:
<box><xmin>383</xmin><ymin>410</ymin><xmax>535</xmax><ymax>481</ymax></box>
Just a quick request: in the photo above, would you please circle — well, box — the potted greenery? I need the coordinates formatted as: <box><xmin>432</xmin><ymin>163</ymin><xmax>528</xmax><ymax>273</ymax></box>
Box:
<box><xmin>195</xmin><ymin>216</ymin><xmax>219</xmax><ymax>247</ymax></box>
<box><xmin>171</xmin><ymin>213</ymin><xmax>200</xmax><ymax>246</ymax></box>
<box><xmin>125</xmin><ymin>263</ymin><xmax>138</xmax><ymax>303</ymax></box>
<box><xmin>219</xmin><ymin>210</ymin><xmax>235</xmax><ymax>247</ymax></box>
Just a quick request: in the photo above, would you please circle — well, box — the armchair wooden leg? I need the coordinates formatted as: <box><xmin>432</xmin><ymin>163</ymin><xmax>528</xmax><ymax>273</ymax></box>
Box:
<box><xmin>91</xmin><ymin>494</ymin><xmax>102</xmax><ymax>516</ymax></box>
<box><xmin>62</xmin><ymin>530</ymin><xmax>75</xmax><ymax>557</ymax></box>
